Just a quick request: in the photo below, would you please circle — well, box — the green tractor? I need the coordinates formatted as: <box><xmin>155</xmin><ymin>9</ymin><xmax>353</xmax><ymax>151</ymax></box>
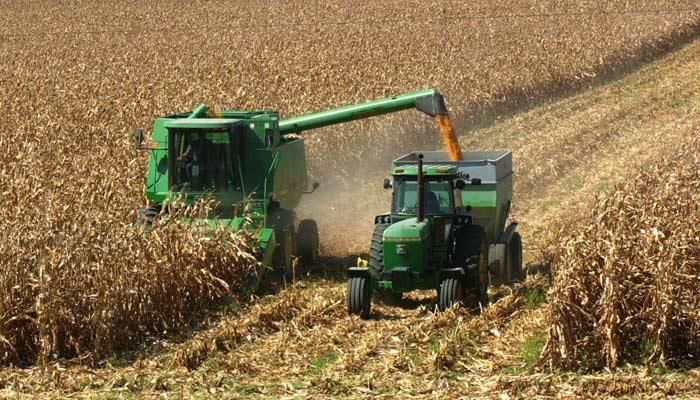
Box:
<box><xmin>132</xmin><ymin>89</ymin><xmax>451</xmax><ymax>291</ymax></box>
<box><xmin>348</xmin><ymin>151</ymin><xmax>523</xmax><ymax>318</ymax></box>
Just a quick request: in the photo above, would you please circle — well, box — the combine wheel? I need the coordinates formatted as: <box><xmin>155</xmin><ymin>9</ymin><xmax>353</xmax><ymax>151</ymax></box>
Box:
<box><xmin>438</xmin><ymin>278</ymin><xmax>463</xmax><ymax>311</ymax></box>
<box><xmin>134</xmin><ymin>205</ymin><xmax>161</xmax><ymax>228</ymax></box>
<box><xmin>508</xmin><ymin>232</ymin><xmax>524</xmax><ymax>282</ymax></box>
<box><xmin>278</xmin><ymin>225</ymin><xmax>295</xmax><ymax>276</ymax></box>
<box><xmin>296</xmin><ymin>219</ymin><xmax>319</xmax><ymax>264</ymax></box>
<box><xmin>348</xmin><ymin>276</ymin><xmax>372</xmax><ymax>319</ymax></box>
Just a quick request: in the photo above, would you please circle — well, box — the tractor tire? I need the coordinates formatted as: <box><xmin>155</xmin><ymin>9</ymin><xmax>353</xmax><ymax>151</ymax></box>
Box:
<box><xmin>453</xmin><ymin>225</ymin><xmax>489</xmax><ymax>308</ymax></box>
<box><xmin>134</xmin><ymin>205</ymin><xmax>161</xmax><ymax>228</ymax></box>
<box><xmin>297</xmin><ymin>219</ymin><xmax>319</xmax><ymax>264</ymax></box>
<box><xmin>348</xmin><ymin>276</ymin><xmax>372</xmax><ymax>319</ymax></box>
<box><xmin>438</xmin><ymin>278</ymin><xmax>463</xmax><ymax>311</ymax></box>
<box><xmin>508</xmin><ymin>232</ymin><xmax>524</xmax><ymax>283</ymax></box>
<box><xmin>368</xmin><ymin>223</ymin><xmax>390</xmax><ymax>279</ymax></box>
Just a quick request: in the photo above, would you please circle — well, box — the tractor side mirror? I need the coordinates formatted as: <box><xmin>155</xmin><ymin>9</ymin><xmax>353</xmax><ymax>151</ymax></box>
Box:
<box><xmin>383</xmin><ymin>178</ymin><xmax>392</xmax><ymax>189</ymax></box>
<box><xmin>133</xmin><ymin>128</ymin><xmax>144</xmax><ymax>149</ymax></box>
<box><xmin>455</xmin><ymin>179</ymin><xmax>466</xmax><ymax>190</ymax></box>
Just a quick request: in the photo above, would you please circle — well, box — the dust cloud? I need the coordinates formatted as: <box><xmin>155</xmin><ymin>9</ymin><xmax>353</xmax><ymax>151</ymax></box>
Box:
<box><xmin>296</xmin><ymin>112</ymin><xmax>448</xmax><ymax>257</ymax></box>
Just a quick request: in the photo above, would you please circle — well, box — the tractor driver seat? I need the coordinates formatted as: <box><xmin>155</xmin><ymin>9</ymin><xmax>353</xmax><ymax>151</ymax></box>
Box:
<box><xmin>425</xmin><ymin>191</ymin><xmax>440</xmax><ymax>214</ymax></box>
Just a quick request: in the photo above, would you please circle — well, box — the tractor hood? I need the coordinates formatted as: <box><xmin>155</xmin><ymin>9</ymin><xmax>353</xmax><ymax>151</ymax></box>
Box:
<box><xmin>383</xmin><ymin>218</ymin><xmax>430</xmax><ymax>242</ymax></box>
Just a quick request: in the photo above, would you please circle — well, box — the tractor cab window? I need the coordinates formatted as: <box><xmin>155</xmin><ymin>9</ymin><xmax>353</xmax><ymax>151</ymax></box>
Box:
<box><xmin>169</xmin><ymin>129</ymin><xmax>243</xmax><ymax>192</ymax></box>
<box><xmin>392</xmin><ymin>178</ymin><xmax>455</xmax><ymax>216</ymax></box>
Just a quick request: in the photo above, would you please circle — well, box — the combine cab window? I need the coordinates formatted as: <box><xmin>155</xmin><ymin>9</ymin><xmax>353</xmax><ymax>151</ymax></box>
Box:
<box><xmin>169</xmin><ymin>129</ymin><xmax>242</xmax><ymax>192</ymax></box>
<box><xmin>392</xmin><ymin>178</ymin><xmax>455</xmax><ymax>216</ymax></box>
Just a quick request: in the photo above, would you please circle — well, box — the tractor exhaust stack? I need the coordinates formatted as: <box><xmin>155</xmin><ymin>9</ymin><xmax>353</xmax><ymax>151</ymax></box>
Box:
<box><xmin>417</xmin><ymin>154</ymin><xmax>425</xmax><ymax>222</ymax></box>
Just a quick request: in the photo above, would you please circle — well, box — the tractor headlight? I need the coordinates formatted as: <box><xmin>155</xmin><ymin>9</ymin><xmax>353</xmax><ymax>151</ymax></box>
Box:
<box><xmin>396</xmin><ymin>244</ymin><xmax>407</xmax><ymax>255</ymax></box>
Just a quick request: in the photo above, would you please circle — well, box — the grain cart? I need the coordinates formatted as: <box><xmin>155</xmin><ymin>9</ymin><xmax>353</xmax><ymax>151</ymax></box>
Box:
<box><xmin>132</xmin><ymin>89</ymin><xmax>450</xmax><ymax>291</ymax></box>
<box><xmin>347</xmin><ymin>151</ymin><xmax>523</xmax><ymax>318</ymax></box>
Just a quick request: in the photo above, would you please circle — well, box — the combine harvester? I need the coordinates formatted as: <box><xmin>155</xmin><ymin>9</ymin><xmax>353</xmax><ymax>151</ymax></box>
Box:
<box><xmin>132</xmin><ymin>89</ymin><xmax>456</xmax><ymax>290</ymax></box>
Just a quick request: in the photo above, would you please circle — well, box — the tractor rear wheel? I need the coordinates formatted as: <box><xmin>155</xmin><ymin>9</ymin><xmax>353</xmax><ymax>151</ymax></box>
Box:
<box><xmin>508</xmin><ymin>232</ymin><xmax>524</xmax><ymax>283</ymax></box>
<box><xmin>348</xmin><ymin>276</ymin><xmax>372</xmax><ymax>319</ymax></box>
<box><xmin>438</xmin><ymin>278</ymin><xmax>463</xmax><ymax>311</ymax></box>
<box><xmin>368</xmin><ymin>223</ymin><xmax>390</xmax><ymax>279</ymax></box>
<box><xmin>297</xmin><ymin>219</ymin><xmax>319</xmax><ymax>264</ymax></box>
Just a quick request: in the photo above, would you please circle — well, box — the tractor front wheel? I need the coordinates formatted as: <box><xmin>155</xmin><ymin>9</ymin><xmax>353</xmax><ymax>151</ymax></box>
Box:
<box><xmin>438</xmin><ymin>278</ymin><xmax>463</xmax><ymax>311</ymax></box>
<box><xmin>348</xmin><ymin>276</ymin><xmax>372</xmax><ymax>319</ymax></box>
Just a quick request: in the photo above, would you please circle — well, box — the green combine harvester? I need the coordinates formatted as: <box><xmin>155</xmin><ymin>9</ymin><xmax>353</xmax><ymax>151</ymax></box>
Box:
<box><xmin>347</xmin><ymin>151</ymin><xmax>523</xmax><ymax>318</ymax></box>
<box><xmin>133</xmin><ymin>89</ymin><xmax>450</xmax><ymax>290</ymax></box>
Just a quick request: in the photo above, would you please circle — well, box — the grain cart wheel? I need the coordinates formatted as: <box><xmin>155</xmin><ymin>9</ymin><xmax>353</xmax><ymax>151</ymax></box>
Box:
<box><xmin>488</xmin><ymin>243</ymin><xmax>508</xmax><ymax>287</ymax></box>
<box><xmin>508</xmin><ymin>232</ymin><xmax>524</xmax><ymax>282</ymax></box>
<box><xmin>368</xmin><ymin>223</ymin><xmax>390</xmax><ymax>279</ymax></box>
<box><xmin>297</xmin><ymin>219</ymin><xmax>319</xmax><ymax>264</ymax></box>
<box><xmin>439</xmin><ymin>278</ymin><xmax>463</xmax><ymax>311</ymax></box>
<box><xmin>453</xmin><ymin>225</ymin><xmax>489</xmax><ymax>308</ymax></box>
<box><xmin>348</xmin><ymin>276</ymin><xmax>372</xmax><ymax>319</ymax></box>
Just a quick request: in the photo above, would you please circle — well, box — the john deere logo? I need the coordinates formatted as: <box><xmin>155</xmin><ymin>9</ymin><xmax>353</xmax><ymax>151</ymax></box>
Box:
<box><xmin>396</xmin><ymin>244</ymin><xmax>407</xmax><ymax>255</ymax></box>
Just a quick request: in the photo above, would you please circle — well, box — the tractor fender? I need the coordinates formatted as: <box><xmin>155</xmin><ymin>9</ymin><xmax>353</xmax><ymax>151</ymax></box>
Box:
<box><xmin>497</xmin><ymin>222</ymin><xmax>519</xmax><ymax>244</ymax></box>
<box><xmin>439</xmin><ymin>267</ymin><xmax>466</xmax><ymax>281</ymax></box>
<box><xmin>347</xmin><ymin>267</ymin><xmax>372</xmax><ymax>279</ymax></box>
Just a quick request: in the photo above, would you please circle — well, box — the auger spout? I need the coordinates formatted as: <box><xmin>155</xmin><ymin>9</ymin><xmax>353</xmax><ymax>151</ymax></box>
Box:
<box><xmin>279</xmin><ymin>89</ymin><xmax>447</xmax><ymax>134</ymax></box>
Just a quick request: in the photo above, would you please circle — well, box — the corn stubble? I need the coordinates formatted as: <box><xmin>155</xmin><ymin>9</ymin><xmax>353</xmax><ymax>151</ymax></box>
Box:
<box><xmin>543</xmin><ymin>135</ymin><xmax>700</xmax><ymax>369</ymax></box>
<box><xmin>0</xmin><ymin>0</ymin><xmax>698</xmax><ymax>366</ymax></box>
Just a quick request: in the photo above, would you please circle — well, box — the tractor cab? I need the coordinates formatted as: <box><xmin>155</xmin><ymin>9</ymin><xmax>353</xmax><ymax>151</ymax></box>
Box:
<box><xmin>391</xmin><ymin>175</ymin><xmax>456</xmax><ymax>217</ymax></box>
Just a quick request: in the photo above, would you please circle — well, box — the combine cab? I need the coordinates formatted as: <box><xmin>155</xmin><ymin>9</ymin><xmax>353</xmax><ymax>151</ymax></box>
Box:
<box><xmin>348</xmin><ymin>151</ymin><xmax>523</xmax><ymax>318</ymax></box>
<box><xmin>133</xmin><ymin>89</ymin><xmax>452</xmax><ymax>291</ymax></box>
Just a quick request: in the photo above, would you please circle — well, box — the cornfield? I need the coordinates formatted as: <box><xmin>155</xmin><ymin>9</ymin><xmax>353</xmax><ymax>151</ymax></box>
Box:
<box><xmin>0</xmin><ymin>0</ymin><xmax>698</xmax><ymax>370</ymax></box>
<box><xmin>543</xmin><ymin>135</ymin><xmax>700</xmax><ymax>369</ymax></box>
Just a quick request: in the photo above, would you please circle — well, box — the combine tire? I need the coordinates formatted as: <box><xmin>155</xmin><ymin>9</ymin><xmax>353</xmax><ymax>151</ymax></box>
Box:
<box><xmin>297</xmin><ymin>219</ymin><xmax>319</xmax><ymax>264</ymax></box>
<box><xmin>508</xmin><ymin>232</ymin><xmax>524</xmax><ymax>282</ymax></box>
<box><xmin>438</xmin><ymin>278</ymin><xmax>463</xmax><ymax>311</ymax></box>
<box><xmin>348</xmin><ymin>276</ymin><xmax>372</xmax><ymax>319</ymax></box>
<box><xmin>134</xmin><ymin>205</ymin><xmax>161</xmax><ymax>228</ymax></box>
<box><xmin>453</xmin><ymin>225</ymin><xmax>489</xmax><ymax>308</ymax></box>
<box><xmin>368</xmin><ymin>223</ymin><xmax>390</xmax><ymax>279</ymax></box>
<box><xmin>270</xmin><ymin>210</ymin><xmax>296</xmax><ymax>275</ymax></box>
